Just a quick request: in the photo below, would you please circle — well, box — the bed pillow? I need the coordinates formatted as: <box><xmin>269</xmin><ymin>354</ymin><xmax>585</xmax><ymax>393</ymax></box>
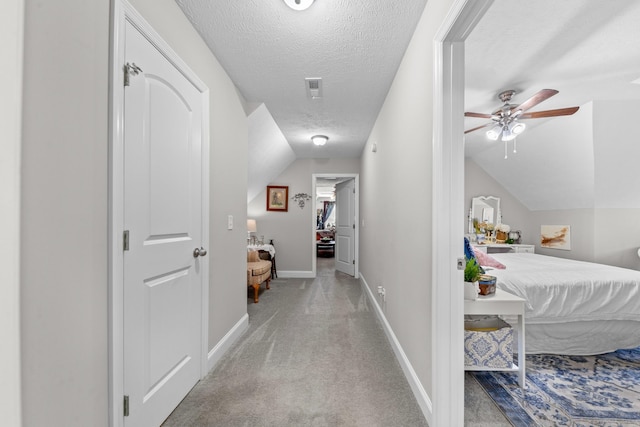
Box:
<box><xmin>473</xmin><ymin>248</ymin><xmax>506</xmax><ymax>269</ymax></box>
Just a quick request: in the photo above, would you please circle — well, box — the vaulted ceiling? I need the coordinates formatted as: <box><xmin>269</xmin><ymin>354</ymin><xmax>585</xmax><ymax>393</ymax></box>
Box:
<box><xmin>465</xmin><ymin>0</ymin><xmax>640</xmax><ymax>156</ymax></box>
<box><xmin>465</xmin><ymin>0</ymin><xmax>640</xmax><ymax>210</ymax></box>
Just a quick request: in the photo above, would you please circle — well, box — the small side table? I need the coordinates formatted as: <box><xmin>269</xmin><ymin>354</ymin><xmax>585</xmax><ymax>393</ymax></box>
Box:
<box><xmin>464</xmin><ymin>289</ymin><xmax>526</xmax><ymax>388</ymax></box>
<box><xmin>316</xmin><ymin>240</ymin><xmax>335</xmax><ymax>257</ymax></box>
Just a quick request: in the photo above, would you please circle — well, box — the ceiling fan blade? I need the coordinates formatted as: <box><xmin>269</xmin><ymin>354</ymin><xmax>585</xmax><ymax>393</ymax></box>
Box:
<box><xmin>465</xmin><ymin>123</ymin><xmax>493</xmax><ymax>134</ymax></box>
<box><xmin>465</xmin><ymin>112</ymin><xmax>492</xmax><ymax>118</ymax></box>
<box><xmin>512</xmin><ymin>89</ymin><xmax>558</xmax><ymax>116</ymax></box>
<box><xmin>519</xmin><ymin>106</ymin><xmax>579</xmax><ymax>119</ymax></box>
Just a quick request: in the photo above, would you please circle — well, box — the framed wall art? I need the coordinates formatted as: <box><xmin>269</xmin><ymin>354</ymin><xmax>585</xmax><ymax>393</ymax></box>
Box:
<box><xmin>266</xmin><ymin>185</ymin><xmax>288</xmax><ymax>212</ymax></box>
<box><xmin>540</xmin><ymin>225</ymin><xmax>571</xmax><ymax>250</ymax></box>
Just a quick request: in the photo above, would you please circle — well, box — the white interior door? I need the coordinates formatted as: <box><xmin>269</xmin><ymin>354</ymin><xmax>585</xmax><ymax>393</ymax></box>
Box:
<box><xmin>335</xmin><ymin>179</ymin><xmax>355</xmax><ymax>276</ymax></box>
<box><xmin>123</xmin><ymin>20</ymin><xmax>205</xmax><ymax>427</ymax></box>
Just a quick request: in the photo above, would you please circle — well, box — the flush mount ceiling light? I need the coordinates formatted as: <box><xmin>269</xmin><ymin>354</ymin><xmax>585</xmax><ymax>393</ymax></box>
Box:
<box><xmin>284</xmin><ymin>0</ymin><xmax>315</xmax><ymax>11</ymax></box>
<box><xmin>311</xmin><ymin>135</ymin><xmax>328</xmax><ymax>146</ymax></box>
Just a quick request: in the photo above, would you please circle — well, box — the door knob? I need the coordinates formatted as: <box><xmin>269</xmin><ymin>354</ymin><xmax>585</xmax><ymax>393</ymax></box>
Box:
<box><xmin>193</xmin><ymin>247</ymin><xmax>207</xmax><ymax>258</ymax></box>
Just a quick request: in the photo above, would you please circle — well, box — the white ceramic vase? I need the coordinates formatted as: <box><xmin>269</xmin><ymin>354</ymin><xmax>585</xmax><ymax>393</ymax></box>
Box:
<box><xmin>464</xmin><ymin>281</ymin><xmax>479</xmax><ymax>300</ymax></box>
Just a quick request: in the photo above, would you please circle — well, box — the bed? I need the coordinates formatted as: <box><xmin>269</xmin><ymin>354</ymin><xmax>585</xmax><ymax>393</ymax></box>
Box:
<box><xmin>477</xmin><ymin>252</ymin><xmax>640</xmax><ymax>355</ymax></box>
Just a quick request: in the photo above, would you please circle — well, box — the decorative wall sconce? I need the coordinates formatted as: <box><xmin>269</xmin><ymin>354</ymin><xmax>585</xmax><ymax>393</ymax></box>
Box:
<box><xmin>291</xmin><ymin>192</ymin><xmax>312</xmax><ymax>209</ymax></box>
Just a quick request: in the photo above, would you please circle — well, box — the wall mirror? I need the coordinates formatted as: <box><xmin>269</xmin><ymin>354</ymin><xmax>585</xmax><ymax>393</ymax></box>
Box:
<box><xmin>470</xmin><ymin>196</ymin><xmax>501</xmax><ymax>226</ymax></box>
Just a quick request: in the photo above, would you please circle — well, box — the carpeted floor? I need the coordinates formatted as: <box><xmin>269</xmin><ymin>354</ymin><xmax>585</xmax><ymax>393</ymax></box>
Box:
<box><xmin>162</xmin><ymin>257</ymin><xmax>428</xmax><ymax>426</ymax></box>
<box><xmin>470</xmin><ymin>347</ymin><xmax>640</xmax><ymax>426</ymax></box>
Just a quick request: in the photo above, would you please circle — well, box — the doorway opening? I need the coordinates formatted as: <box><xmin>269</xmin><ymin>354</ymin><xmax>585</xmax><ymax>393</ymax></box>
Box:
<box><xmin>432</xmin><ymin>0</ymin><xmax>493</xmax><ymax>425</ymax></box>
<box><xmin>311</xmin><ymin>173</ymin><xmax>359</xmax><ymax>279</ymax></box>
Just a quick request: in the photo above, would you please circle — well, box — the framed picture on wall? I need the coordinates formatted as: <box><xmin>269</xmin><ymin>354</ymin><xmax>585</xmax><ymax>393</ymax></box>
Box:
<box><xmin>267</xmin><ymin>185</ymin><xmax>288</xmax><ymax>212</ymax></box>
<box><xmin>540</xmin><ymin>225</ymin><xmax>571</xmax><ymax>250</ymax></box>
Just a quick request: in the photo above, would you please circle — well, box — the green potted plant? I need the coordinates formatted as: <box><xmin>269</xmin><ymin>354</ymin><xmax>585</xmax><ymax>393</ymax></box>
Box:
<box><xmin>464</xmin><ymin>258</ymin><xmax>481</xmax><ymax>300</ymax></box>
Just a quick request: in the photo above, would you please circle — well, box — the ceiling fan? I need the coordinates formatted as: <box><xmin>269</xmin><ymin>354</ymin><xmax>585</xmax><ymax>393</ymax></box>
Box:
<box><xmin>465</xmin><ymin>89</ymin><xmax>579</xmax><ymax>141</ymax></box>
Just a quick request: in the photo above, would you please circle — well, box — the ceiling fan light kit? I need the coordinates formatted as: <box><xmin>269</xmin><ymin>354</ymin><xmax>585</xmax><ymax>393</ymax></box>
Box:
<box><xmin>486</xmin><ymin>121</ymin><xmax>525</xmax><ymax>142</ymax></box>
<box><xmin>284</xmin><ymin>0</ymin><xmax>315</xmax><ymax>11</ymax></box>
<box><xmin>501</xmin><ymin>126</ymin><xmax>515</xmax><ymax>141</ymax></box>
<box><xmin>511</xmin><ymin>121</ymin><xmax>526</xmax><ymax>135</ymax></box>
<box><xmin>465</xmin><ymin>88</ymin><xmax>579</xmax><ymax>151</ymax></box>
<box><xmin>487</xmin><ymin>124</ymin><xmax>502</xmax><ymax>140</ymax></box>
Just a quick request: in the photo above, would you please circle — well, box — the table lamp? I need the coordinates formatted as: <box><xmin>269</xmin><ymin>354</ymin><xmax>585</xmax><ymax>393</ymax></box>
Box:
<box><xmin>247</xmin><ymin>219</ymin><xmax>257</xmax><ymax>243</ymax></box>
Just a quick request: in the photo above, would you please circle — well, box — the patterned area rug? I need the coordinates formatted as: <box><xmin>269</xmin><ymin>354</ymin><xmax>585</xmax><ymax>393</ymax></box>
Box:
<box><xmin>471</xmin><ymin>347</ymin><xmax>640</xmax><ymax>426</ymax></box>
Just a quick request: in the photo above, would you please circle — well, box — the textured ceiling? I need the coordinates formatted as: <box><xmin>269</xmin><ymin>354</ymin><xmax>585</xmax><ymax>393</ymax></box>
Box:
<box><xmin>175</xmin><ymin>0</ymin><xmax>428</xmax><ymax>159</ymax></box>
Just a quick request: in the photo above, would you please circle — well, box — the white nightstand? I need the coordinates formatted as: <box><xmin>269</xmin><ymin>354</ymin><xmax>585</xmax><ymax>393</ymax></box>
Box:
<box><xmin>464</xmin><ymin>289</ymin><xmax>526</xmax><ymax>387</ymax></box>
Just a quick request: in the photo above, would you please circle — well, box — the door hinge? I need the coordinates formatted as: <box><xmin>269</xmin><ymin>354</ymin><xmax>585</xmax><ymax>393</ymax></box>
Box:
<box><xmin>123</xmin><ymin>395</ymin><xmax>130</xmax><ymax>417</ymax></box>
<box><xmin>123</xmin><ymin>230</ymin><xmax>130</xmax><ymax>251</ymax></box>
<box><xmin>352</xmin><ymin>224</ymin><xmax>355</xmax><ymax>229</ymax></box>
<box><xmin>124</xmin><ymin>62</ymin><xmax>143</xmax><ymax>87</ymax></box>
<box><xmin>352</xmin><ymin>260</ymin><xmax>355</xmax><ymax>264</ymax></box>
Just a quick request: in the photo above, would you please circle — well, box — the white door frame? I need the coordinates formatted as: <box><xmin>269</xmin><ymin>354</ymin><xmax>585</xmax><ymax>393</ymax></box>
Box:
<box><xmin>311</xmin><ymin>174</ymin><xmax>359</xmax><ymax>278</ymax></box>
<box><xmin>1</xmin><ymin>1</ymin><xmax>24</xmax><ymax>425</ymax></box>
<box><xmin>108</xmin><ymin>1</ymin><xmax>210</xmax><ymax>425</ymax></box>
<box><xmin>431</xmin><ymin>0</ymin><xmax>492</xmax><ymax>425</ymax></box>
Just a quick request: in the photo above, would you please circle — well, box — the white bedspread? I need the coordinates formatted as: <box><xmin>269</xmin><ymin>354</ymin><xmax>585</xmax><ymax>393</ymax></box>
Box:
<box><xmin>486</xmin><ymin>253</ymin><xmax>640</xmax><ymax>325</ymax></box>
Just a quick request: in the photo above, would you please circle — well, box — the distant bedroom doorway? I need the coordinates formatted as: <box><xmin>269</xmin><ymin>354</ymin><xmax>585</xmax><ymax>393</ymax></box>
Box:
<box><xmin>312</xmin><ymin>173</ymin><xmax>359</xmax><ymax>278</ymax></box>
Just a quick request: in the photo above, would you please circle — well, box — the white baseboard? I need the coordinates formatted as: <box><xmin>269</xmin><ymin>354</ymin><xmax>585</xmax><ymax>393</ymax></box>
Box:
<box><xmin>359</xmin><ymin>274</ymin><xmax>433</xmax><ymax>425</ymax></box>
<box><xmin>276</xmin><ymin>270</ymin><xmax>314</xmax><ymax>279</ymax></box>
<box><xmin>206</xmin><ymin>313</ymin><xmax>249</xmax><ymax>373</ymax></box>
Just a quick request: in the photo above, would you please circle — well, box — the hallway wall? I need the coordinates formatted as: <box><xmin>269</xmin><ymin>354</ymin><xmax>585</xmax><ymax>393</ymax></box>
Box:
<box><xmin>21</xmin><ymin>1</ymin><xmax>110</xmax><ymax>425</ymax></box>
<box><xmin>20</xmin><ymin>0</ymin><xmax>248</xmax><ymax>425</ymax></box>
<box><xmin>359</xmin><ymin>0</ymin><xmax>457</xmax><ymax>409</ymax></box>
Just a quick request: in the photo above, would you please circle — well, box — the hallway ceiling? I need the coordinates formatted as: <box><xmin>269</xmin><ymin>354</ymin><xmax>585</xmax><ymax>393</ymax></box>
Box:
<box><xmin>175</xmin><ymin>0</ymin><xmax>428</xmax><ymax>159</ymax></box>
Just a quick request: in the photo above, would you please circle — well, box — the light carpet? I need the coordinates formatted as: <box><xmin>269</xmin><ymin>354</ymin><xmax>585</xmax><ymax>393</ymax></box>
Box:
<box><xmin>162</xmin><ymin>259</ymin><xmax>427</xmax><ymax>426</ymax></box>
<box><xmin>470</xmin><ymin>347</ymin><xmax>640</xmax><ymax>426</ymax></box>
